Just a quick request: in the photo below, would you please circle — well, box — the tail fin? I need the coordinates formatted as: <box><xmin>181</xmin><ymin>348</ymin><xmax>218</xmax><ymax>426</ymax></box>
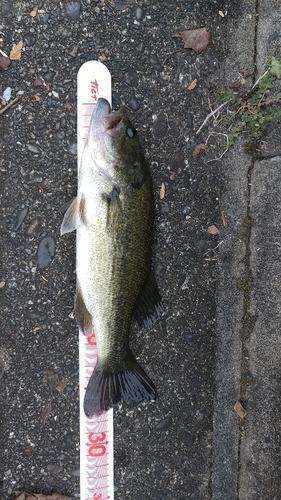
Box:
<box><xmin>83</xmin><ymin>354</ymin><xmax>157</xmax><ymax>418</ymax></box>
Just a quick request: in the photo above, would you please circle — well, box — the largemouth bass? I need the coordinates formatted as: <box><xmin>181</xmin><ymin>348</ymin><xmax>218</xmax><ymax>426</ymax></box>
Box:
<box><xmin>61</xmin><ymin>98</ymin><xmax>162</xmax><ymax>417</ymax></box>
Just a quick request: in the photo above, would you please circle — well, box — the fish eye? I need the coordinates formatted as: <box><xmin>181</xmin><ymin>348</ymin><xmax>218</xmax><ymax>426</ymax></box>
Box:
<box><xmin>126</xmin><ymin>126</ymin><xmax>137</xmax><ymax>138</ymax></box>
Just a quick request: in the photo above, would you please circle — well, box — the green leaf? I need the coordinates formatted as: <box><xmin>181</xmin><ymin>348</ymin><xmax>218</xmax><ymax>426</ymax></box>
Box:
<box><xmin>269</xmin><ymin>57</ymin><xmax>281</xmax><ymax>79</ymax></box>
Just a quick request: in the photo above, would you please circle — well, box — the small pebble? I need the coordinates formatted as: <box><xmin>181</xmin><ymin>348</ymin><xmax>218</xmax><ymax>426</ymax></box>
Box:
<box><xmin>181</xmin><ymin>430</ymin><xmax>195</xmax><ymax>449</ymax></box>
<box><xmin>64</xmin><ymin>1</ymin><xmax>81</xmax><ymax>21</ymax></box>
<box><xmin>43</xmin><ymin>71</ymin><xmax>55</xmax><ymax>83</ymax></box>
<box><xmin>0</xmin><ymin>56</ymin><xmax>10</xmax><ymax>69</ymax></box>
<box><xmin>70</xmin><ymin>468</ymin><xmax>80</xmax><ymax>477</ymax></box>
<box><xmin>13</xmin><ymin>206</ymin><xmax>29</xmax><ymax>231</ymax></box>
<box><xmin>128</xmin><ymin>95</ymin><xmax>140</xmax><ymax>111</ymax></box>
<box><xmin>186</xmin><ymin>113</ymin><xmax>194</xmax><ymax>129</ymax></box>
<box><xmin>66</xmin><ymin>44</ymin><xmax>79</xmax><ymax>57</ymax></box>
<box><xmin>3</xmin><ymin>87</ymin><xmax>11</xmax><ymax>101</ymax></box>
<box><xmin>193</xmin><ymin>238</ymin><xmax>206</xmax><ymax>252</ymax></box>
<box><xmin>24</xmin><ymin>33</ymin><xmax>37</xmax><ymax>46</ymax></box>
<box><xmin>158</xmin><ymin>200</ymin><xmax>170</xmax><ymax>214</ymax></box>
<box><xmin>34</xmin><ymin>77</ymin><xmax>44</xmax><ymax>87</ymax></box>
<box><xmin>68</xmin><ymin>143</ymin><xmax>77</xmax><ymax>155</ymax></box>
<box><xmin>27</xmin><ymin>143</ymin><xmax>40</xmax><ymax>153</ymax></box>
<box><xmin>136</xmin><ymin>6</ymin><xmax>145</xmax><ymax>21</ymax></box>
<box><xmin>47</xmin><ymin>97</ymin><xmax>57</xmax><ymax>107</ymax></box>
<box><xmin>152</xmin><ymin>113</ymin><xmax>168</xmax><ymax>139</ymax></box>
<box><xmin>124</xmin><ymin>68</ymin><xmax>138</xmax><ymax>87</ymax></box>
<box><xmin>37</xmin><ymin>236</ymin><xmax>56</xmax><ymax>270</ymax></box>
<box><xmin>268</xmin><ymin>31</ymin><xmax>279</xmax><ymax>44</ymax></box>
<box><xmin>155</xmin><ymin>416</ymin><xmax>173</xmax><ymax>431</ymax></box>
<box><xmin>150</xmin><ymin>56</ymin><xmax>162</xmax><ymax>71</ymax></box>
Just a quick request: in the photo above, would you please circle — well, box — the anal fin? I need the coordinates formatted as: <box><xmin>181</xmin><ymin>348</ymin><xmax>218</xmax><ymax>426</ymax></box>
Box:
<box><xmin>75</xmin><ymin>285</ymin><xmax>93</xmax><ymax>335</ymax></box>
<box><xmin>79</xmin><ymin>194</ymin><xmax>88</xmax><ymax>226</ymax></box>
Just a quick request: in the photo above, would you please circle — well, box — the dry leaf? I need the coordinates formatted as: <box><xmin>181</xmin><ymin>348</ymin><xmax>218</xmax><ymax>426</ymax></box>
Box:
<box><xmin>10</xmin><ymin>41</ymin><xmax>23</xmax><ymax>60</ymax></box>
<box><xmin>173</xmin><ymin>28</ymin><xmax>211</xmax><ymax>54</ymax></box>
<box><xmin>221</xmin><ymin>211</ymin><xmax>228</xmax><ymax>228</ymax></box>
<box><xmin>192</xmin><ymin>143</ymin><xmax>209</xmax><ymax>158</ymax></box>
<box><xmin>160</xmin><ymin>182</ymin><xmax>165</xmax><ymax>199</ymax></box>
<box><xmin>43</xmin><ymin>368</ymin><xmax>67</xmax><ymax>394</ymax></box>
<box><xmin>14</xmin><ymin>494</ymin><xmax>26</xmax><ymax>500</ymax></box>
<box><xmin>187</xmin><ymin>79</ymin><xmax>197</xmax><ymax>90</ymax></box>
<box><xmin>234</xmin><ymin>400</ymin><xmax>247</xmax><ymax>418</ymax></box>
<box><xmin>207</xmin><ymin>225</ymin><xmax>219</xmax><ymax>235</ymax></box>
<box><xmin>238</xmin><ymin>68</ymin><xmax>252</xmax><ymax>79</ymax></box>
<box><xmin>34</xmin><ymin>94</ymin><xmax>40</xmax><ymax>101</ymax></box>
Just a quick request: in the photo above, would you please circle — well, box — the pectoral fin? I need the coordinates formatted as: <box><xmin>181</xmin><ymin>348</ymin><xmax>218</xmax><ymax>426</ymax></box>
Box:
<box><xmin>79</xmin><ymin>194</ymin><xmax>88</xmax><ymax>226</ymax></box>
<box><xmin>75</xmin><ymin>285</ymin><xmax>93</xmax><ymax>336</ymax></box>
<box><xmin>102</xmin><ymin>187</ymin><xmax>122</xmax><ymax>228</ymax></box>
<box><xmin>60</xmin><ymin>197</ymin><xmax>78</xmax><ymax>235</ymax></box>
<box><xmin>133</xmin><ymin>270</ymin><xmax>163</xmax><ymax>327</ymax></box>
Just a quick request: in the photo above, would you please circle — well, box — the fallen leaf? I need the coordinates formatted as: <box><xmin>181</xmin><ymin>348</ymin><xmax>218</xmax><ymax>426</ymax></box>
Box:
<box><xmin>34</xmin><ymin>94</ymin><xmax>40</xmax><ymax>101</ymax></box>
<box><xmin>10</xmin><ymin>41</ymin><xmax>23</xmax><ymax>60</ymax></box>
<box><xmin>229</xmin><ymin>82</ymin><xmax>241</xmax><ymax>91</ymax></box>
<box><xmin>269</xmin><ymin>56</ymin><xmax>281</xmax><ymax>79</ymax></box>
<box><xmin>160</xmin><ymin>182</ymin><xmax>165</xmax><ymax>199</ymax></box>
<box><xmin>207</xmin><ymin>225</ymin><xmax>219</xmax><ymax>235</ymax></box>
<box><xmin>234</xmin><ymin>400</ymin><xmax>247</xmax><ymax>418</ymax></box>
<box><xmin>173</xmin><ymin>28</ymin><xmax>211</xmax><ymax>54</ymax></box>
<box><xmin>43</xmin><ymin>368</ymin><xmax>67</xmax><ymax>394</ymax></box>
<box><xmin>238</xmin><ymin>68</ymin><xmax>252</xmax><ymax>79</ymax></box>
<box><xmin>187</xmin><ymin>79</ymin><xmax>197</xmax><ymax>90</ymax></box>
<box><xmin>192</xmin><ymin>143</ymin><xmax>209</xmax><ymax>157</ymax></box>
<box><xmin>221</xmin><ymin>211</ymin><xmax>228</xmax><ymax>228</ymax></box>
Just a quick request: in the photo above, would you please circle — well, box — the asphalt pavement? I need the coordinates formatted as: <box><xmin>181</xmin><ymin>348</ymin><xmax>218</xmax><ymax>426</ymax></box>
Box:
<box><xmin>1</xmin><ymin>1</ymin><xmax>281</xmax><ymax>499</ymax></box>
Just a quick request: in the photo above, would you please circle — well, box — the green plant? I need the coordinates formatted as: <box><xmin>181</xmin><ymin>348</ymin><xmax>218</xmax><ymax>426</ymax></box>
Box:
<box><xmin>222</xmin><ymin>57</ymin><xmax>281</xmax><ymax>146</ymax></box>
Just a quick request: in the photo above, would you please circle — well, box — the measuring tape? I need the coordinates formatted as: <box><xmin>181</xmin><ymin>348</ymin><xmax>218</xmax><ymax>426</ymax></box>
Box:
<box><xmin>77</xmin><ymin>61</ymin><xmax>114</xmax><ymax>500</ymax></box>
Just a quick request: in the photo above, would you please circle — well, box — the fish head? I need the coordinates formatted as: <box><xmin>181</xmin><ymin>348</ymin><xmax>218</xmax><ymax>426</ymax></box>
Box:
<box><xmin>89</xmin><ymin>98</ymin><xmax>148</xmax><ymax>189</ymax></box>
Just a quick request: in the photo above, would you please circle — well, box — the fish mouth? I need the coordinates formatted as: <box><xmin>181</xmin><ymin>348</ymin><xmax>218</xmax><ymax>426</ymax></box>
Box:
<box><xmin>90</xmin><ymin>98</ymin><xmax>126</xmax><ymax>138</ymax></box>
<box><xmin>91</xmin><ymin>98</ymin><xmax>111</xmax><ymax>124</ymax></box>
<box><xmin>103</xmin><ymin>107</ymin><xmax>126</xmax><ymax>137</ymax></box>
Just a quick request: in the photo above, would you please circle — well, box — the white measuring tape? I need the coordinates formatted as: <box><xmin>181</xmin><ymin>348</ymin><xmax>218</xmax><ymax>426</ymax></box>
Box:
<box><xmin>77</xmin><ymin>61</ymin><xmax>114</xmax><ymax>500</ymax></box>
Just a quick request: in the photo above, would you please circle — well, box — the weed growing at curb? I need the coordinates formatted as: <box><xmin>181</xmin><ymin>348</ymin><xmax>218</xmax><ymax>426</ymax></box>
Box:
<box><xmin>222</xmin><ymin>57</ymin><xmax>281</xmax><ymax>146</ymax></box>
<box><xmin>196</xmin><ymin>57</ymin><xmax>281</xmax><ymax>155</ymax></box>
